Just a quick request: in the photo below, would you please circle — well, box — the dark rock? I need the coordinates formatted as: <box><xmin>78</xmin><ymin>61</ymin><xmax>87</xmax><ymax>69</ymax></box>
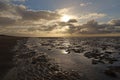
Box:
<box><xmin>32</xmin><ymin>54</ymin><xmax>49</xmax><ymax>63</ymax></box>
<box><xmin>84</xmin><ymin>52</ymin><xmax>93</xmax><ymax>58</ymax></box>
<box><xmin>48</xmin><ymin>48</ymin><xmax>52</xmax><ymax>50</ymax></box>
<box><xmin>66</xmin><ymin>49</ymin><xmax>71</xmax><ymax>54</ymax></box>
<box><xmin>50</xmin><ymin>71</ymin><xmax>82</xmax><ymax>80</ymax></box>
<box><xmin>105</xmin><ymin>51</ymin><xmax>113</xmax><ymax>54</ymax></box>
<box><xmin>92</xmin><ymin>59</ymin><xmax>99</xmax><ymax>64</ymax></box>
<box><xmin>107</xmin><ymin>58</ymin><xmax>118</xmax><ymax>64</ymax></box>
<box><xmin>72</xmin><ymin>48</ymin><xmax>83</xmax><ymax>53</ymax></box>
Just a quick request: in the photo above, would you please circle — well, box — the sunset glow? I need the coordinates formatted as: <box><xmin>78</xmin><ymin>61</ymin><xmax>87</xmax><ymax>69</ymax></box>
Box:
<box><xmin>61</xmin><ymin>15</ymin><xmax>71</xmax><ymax>22</ymax></box>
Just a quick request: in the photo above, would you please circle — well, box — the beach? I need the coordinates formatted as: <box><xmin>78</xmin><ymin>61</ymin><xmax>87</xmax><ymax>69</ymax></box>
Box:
<box><xmin>1</xmin><ymin>36</ymin><xmax>120</xmax><ymax>80</ymax></box>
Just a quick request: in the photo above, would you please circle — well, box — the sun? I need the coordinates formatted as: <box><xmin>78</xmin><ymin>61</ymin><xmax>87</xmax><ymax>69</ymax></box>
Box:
<box><xmin>61</xmin><ymin>15</ymin><xmax>71</xmax><ymax>22</ymax></box>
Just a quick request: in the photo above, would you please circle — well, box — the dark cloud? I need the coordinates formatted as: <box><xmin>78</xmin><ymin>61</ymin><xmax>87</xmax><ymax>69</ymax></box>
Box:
<box><xmin>19</xmin><ymin>10</ymin><xmax>60</xmax><ymax>20</ymax></box>
<box><xmin>68</xmin><ymin>24</ymin><xmax>77</xmax><ymax>34</ymax></box>
<box><xmin>0</xmin><ymin>1</ymin><xmax>9</xmax><ymax>11</ymax></box>
<box><xmin>74</xmin><ymin>20</ymin><xmax>100</xmax><ymax>34</ymax></box>
<box><xmin>28</xmin><ymin>25</ymin><xmax>57</xmax><ymax>32</ymax></box>
<box><xmin>82</xmin><ymin>20</ymin><xmax>98</xmax><ymax>27</ymax></box>
<box><xmin>0</xmin><ymin>1</ymin><xmax>60</xmax><ymax>20</ymax></box>
<box><xmin>68</xmin><ymin>19</ymin><xmax>78</xmax><ymax>23</ymax></box>
<box><xmin>108</xmin><ymin>19</ymin><xmax>120</xmax><ymax>26</ymax></box>
<box><xmin>0</xmin><ymin>17</ymin><xmax>16</xmax><ymax>26</ymax></box>
<box><xmin>0</xmin><ymin>1</ymin><xmax>60</xmax><ymax>27</ymax></box>
<box><xmin>70</xmin><ymin>20</ymin><xmax>120</xmax><ymax>34</ymax></box>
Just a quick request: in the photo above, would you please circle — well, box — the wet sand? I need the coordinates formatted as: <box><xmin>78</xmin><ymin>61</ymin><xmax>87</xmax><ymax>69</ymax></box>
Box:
<box><xmin>17</xmin><ymin>37</ymin><xmax>120</xmax><ymax>80</ymax></box>
<box><xmin>1</xmin><ymin>36</ymin><xmax>120</xmax><ymax>80</ymax></box>
<box><xmin>0</xmin><ymin>35</ymin><xmax>25</xmax><ymax>79</ymax></box>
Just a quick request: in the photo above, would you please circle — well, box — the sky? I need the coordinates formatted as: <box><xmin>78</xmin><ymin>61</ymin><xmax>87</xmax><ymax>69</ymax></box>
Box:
<box><xmin>0</xmin><ymin>0</ymin><xmax>120</xmax><ymax>37</ymax></box>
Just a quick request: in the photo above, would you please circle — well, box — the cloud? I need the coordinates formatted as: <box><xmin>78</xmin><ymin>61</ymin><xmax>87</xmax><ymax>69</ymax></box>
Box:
<box><xmin>80</xmin><ymin>2</ymin><xmax>92</xmax><ymax>7</ymax></box>
<box><xmin>108</xmin><ymin>19</ymin><xmax>120</xmax><ymax>26</ymax></box>
<box><xmin>56</xmin><ymin>8</ymin><xmax>71</xmax><ymax>14</ymax></box>
<box><xmin>0</xmin><ymin>1</ymin><xmax>60</xmax><ymax>27</ymax></box>
<box><xmin>0</xmin><ymin>17</ymin><xmax>16</xmax><ymax>26</ymax></box>
<box><xmin>80</xmin><ymin>3</ymin><xmax>86</xmax><ymax>7</ymax></box>
<box><xmin>0</xmin><ymin>1</ymin><xmax>119</xmax><ymax>37</ymax></box>
<box><xmin>0</xmin><ymin>1</ymin><xmax>63</xmax><ymax>37</ymax></box>
<box><xmin>13</xmin><ymin>0</ymin><xmax>26</xmax><ymax>2</ymax></box>
<box><xmin>0</xmin><ymin>1</ymin><xmax>60</xmax><ymax>21</ymax></box>
<box><xmin>79</xmin><ymin>13</ymin><xmax>106</xmax><ymax>20</ymax></box>
<box><xmin>0</xmin><ymin>0</ymin><xmax>26</xmax><ymax>2</ymax></box>
<box><xmin>75</xmin><ymin>20</ymin><xmax>101</xmax><ymax>34</ymax></box>
<box><xmin>0</xmin><ymin>1</ymin><xmax>9</xmax><ymax>11</ymax></box>
<box><xmin>20</xmin><ymin>10</ymin><xmax>60</xmax><ymax>21</ymax></box>
<box><xmin>68</xmin><ymin>19</ymin><xmax>78</xmax><ymax>23</ymax></box>
<box><xmin>74</xmin><ymin>20</ymin><xmax>120</xmax><ymax>34</ymax></box>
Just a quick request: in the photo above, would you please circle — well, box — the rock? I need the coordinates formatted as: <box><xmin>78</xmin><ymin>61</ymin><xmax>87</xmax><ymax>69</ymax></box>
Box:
<box><xmin>31</xmin><ymin>54</ymin><xmax>49</xmax><ymax>64</ymax></box>
<box><xmin>48</xmin><ymin>48</ymin><xmax>52</xmax><ymax>50</ymax></box>
<box><xmin>105</xmin><ymin>51</ymin><xmax>112</xmax><ymax>54</ymax></box>
<box><xmin>50</xmin><ymin>71</ymin><xmax>82</xmax><ymax>80</ymax></box>
<box><xmin>92</xmin><ymin>59</ymin><xmax>99</xmax><ymax>64</ymax></box>
<box><xmin>66</xmin><ymin>49</ymin><xmax>71</xmax><ymax>54</ymax></box>
<box><xmin>98</xmin><ymin>60</ymin><xmax>105</xmax><ymax>64</ymax></box>
<box><xmin>84</xmin><ymin>52</ymin><xmax>93</xmax><ymax>58</ymax></box>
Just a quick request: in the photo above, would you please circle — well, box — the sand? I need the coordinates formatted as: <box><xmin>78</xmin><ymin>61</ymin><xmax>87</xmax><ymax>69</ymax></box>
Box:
<box><xmin>0</xmin><ymin>35</ymin><xmax>25</xmax><ymax>79</ymax></box>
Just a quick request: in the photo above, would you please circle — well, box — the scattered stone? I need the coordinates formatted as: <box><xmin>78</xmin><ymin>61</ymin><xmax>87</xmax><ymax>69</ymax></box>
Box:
<box><xmin>48</xmin><ymin>48</ymin><xmax>52</xmax><ymax>50</ymax></box>
<box><xmin>12</xmin><ymin>37</ymin><xmax>120</xmax><ymax>80</ymax></box>
<box><xmin>84</xmin><ymin>52</ymin><xmax>93</xmax><ymax>58</ymax></box>
<box><xmin>92</xmin><ymin>59</ymin><xmax>99</xmax><ymax>64</ymax></box>
<box><xmin>105</xmin><ymin>51</ymin><xmax>113</xmax><ymax>54</ymax></box>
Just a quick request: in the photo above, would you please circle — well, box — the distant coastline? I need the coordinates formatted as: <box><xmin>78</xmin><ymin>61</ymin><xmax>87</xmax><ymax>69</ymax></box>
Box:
<box><xmin>0</xmin><ymin>34</ymin><xmax>120</xmax><ymax>38</ymax></box>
